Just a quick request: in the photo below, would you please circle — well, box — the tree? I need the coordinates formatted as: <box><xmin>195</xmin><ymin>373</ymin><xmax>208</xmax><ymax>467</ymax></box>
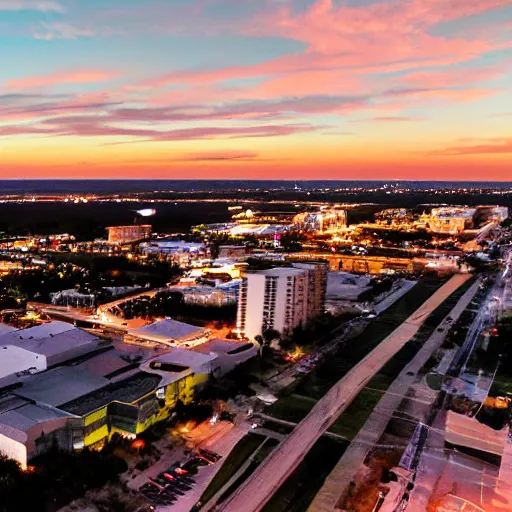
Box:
<box><xmin>262</xmin><ymin>328</ymin><xmax>281</xmax><ymax>345</ymax></box>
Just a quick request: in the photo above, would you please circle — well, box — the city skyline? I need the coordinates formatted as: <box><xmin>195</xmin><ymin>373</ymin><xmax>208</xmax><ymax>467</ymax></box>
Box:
<box><xmin>1</xmin><ymin>0</ymin><xmax>511</xmax><ymax>180</ymax></box>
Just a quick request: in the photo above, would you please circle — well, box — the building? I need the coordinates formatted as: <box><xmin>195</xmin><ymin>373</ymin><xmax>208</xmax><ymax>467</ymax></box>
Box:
<box><xmin>125</xmin><ymin>318</ymin><xmax>210</xmax><ymax>347</ymax></box>
<box><xmin>426</xmin><ymin>206</ymin><xmax>508</xmax><ymax>235</ymax></box>
<box><xmin>0</xmin><ymin>338</ymin><xmax>212</xmax><ymax>467</ymax></box>
<box><xmin>427</xmin><ymin>207</ymin><xmax>477</xmax><ymax>234</ymax></box>
<box><xmin>232</xmin><ymin>209</ymin><xmax>295</xmax><ymax>225</ymax></box>
<box><xmin>292</xmin><ymin>208</ymin><xmax>347</xmax><ymax>233</ymax></box>
<box><xmin>0</xmin><ymin>319</ymin><xmax>256</xmax><ymax>468</ymax></box>
<box><xmin>139</xmin><ymin>240</ymin><xmax>207</xmax><ymax>264</ymax></box>
<box><xmin>107</xmin><ymin>225</ymin><xmax>152</xmax><ymax>244</ymax></box>
<box><xmin>217</xmin><ymin>245</ymin><xmax>247</xmax><ymax>260</ymax></box>
<box><xmin>235</xmin><ymin>262</ymin><xmax>327</xmax><ymax>340</ymax></box>
<box><xmin>0</xmin><ymin>321</ymin><xmax>100</xmax><ymax>384</ymax></box>
<box><xmin>192</xmin><ymin>338</ymin><xmax>258</xmax><ymax>377</ymax></box>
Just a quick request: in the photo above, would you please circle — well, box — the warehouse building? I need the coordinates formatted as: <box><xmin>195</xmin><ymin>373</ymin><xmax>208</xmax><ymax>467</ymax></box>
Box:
<box><xmin>0</xmin><ymin>321</ymin><xmax>101</xmax><ymax>383</ymax></box>
<box><xmin>0</xmin><ymin>320</ymin><xmax>251</xmax><ymax>467</ymax></box>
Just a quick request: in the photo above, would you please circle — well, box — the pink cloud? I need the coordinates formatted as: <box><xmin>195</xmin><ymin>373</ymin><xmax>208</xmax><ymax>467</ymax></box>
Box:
<box><xmin>5</xmin><ymin>70</ymin><xmax>118</xmax><ymax>89</ymax></box>
<box><xmin>0</xmin><ymin>115</ymin><xmax>323</xmax><ymax>142</ymax></box>
<box><xmin>399</xmin><ymin>62</ymin><xmax>508</xmax><ymax>88</ymax></box>
<box><xmin>136</xmin><ymin>0</ymin><xmax>511</xmax><ymax>111</ymax></box>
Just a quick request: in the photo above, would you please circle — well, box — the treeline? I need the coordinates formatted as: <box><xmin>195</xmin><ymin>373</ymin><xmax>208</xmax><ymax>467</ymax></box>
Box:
<box><xmin>0</xmin><ymin>449</ymin><xmax>127</xmax><ymax>512</ymax></box>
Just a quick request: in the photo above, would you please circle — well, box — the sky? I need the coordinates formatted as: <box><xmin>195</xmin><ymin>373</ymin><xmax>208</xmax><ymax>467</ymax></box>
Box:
<box><xmin>0</xmin><ymin>0</ymin><xmax>511</xmax><ymax>181</ymax></box>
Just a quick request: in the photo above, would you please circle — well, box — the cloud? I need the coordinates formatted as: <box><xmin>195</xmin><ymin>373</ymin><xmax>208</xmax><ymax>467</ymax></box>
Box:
<box><xmin>5</xmin><ymin>70</ymin><xmax>118</xmax><ymax>89</ymax></box>
<box><xmin>135</xmin><ymin>0</ymin><xmax>511</xmax><ymax>113</ymax></box>
<box><xmin>169</xmin><ymin>150</ymin><xmax>260</xmax><ymax>162</ymax></box>
<box><xmin>109</xmin><ymin>94</ymin><xmax>368</xmax><ymax>122</ymax></box>
<box><xmin>0</xmin><ymin>0</ymin><xmax>62</xmax><ymax>11</ymax></box>
<box><xmin>397</xmin><ymin>61</ymin><xmax>509</xmax><ymax>88</ymax></box>
<box><xmin>427</xmin><ymin>138</ymin><xmax>512</xmax><ymax>156</ymax></box>
<box><xmin>33</xmin><ymin>22</ymin><xmax>95</xmax><ymax>40</ymax></box>
<box><xmin>0</xmin><ymin>114</ymin><xmax>322</xmax><ymax>142</ymax></box>
<box><xmin>354</xmin><ymin>116</ymin><xmax>426</xmax><ymax>122</ymax></box>
<box><xmin>321</xmin><ymin>131</ymin><xmax>353</xmax><ymax>136</ymax></box>
<box><xmin>97</xmin><ymin>123</ymin><xmax>322</xmax><ymax>143</ymax></box>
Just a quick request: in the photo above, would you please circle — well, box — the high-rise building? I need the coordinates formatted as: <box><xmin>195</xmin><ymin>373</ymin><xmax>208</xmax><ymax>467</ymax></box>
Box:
<box><xmin>235</xmin><ymin>262</ymin><xmax>327</xmax><ymax>340</ymax></box>
<box><xmin>106</xmin><ymin>225</ymin><xmax>152</xmax><ymax>244</ymax></box>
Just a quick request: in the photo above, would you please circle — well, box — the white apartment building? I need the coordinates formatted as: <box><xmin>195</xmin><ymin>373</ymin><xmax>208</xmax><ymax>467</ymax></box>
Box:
<box><xmin>236</xmin><ymin>262</ymin><xmax>327</xmax><ymax>340</ymax></box>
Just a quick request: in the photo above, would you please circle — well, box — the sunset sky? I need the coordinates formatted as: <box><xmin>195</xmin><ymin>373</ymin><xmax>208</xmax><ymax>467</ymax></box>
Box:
<box><xmin>0</xmin><ymin>0</ymin><xmax>511</xmax><ymax>180</ymax></box>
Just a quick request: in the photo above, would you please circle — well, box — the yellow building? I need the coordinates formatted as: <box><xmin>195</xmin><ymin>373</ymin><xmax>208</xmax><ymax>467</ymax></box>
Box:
<box><xmin>61</xmin><ymin>350</ymin><xmax>216</xmax><ymax>447</ymax></box>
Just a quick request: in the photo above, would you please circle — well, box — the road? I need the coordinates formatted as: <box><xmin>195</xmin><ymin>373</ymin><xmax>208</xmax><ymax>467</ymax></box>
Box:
<box><xmin>308</xmin><ymin>277</ymin><xmax>482</xmax><ymax>512</ymax></box>
<box><xmin>265</xmin><ymin>277</ymin><xmax>417</xmax><ymax>393</ymax></box>
<box><xmin>215</xmin><ymin>274</ymin><xmax>471</xmax><ymax>512</ymax></box>
<box><xmin>406</xmin><ymin>250</ymin><xmax>512</xmax><ymax>511</ymax></box>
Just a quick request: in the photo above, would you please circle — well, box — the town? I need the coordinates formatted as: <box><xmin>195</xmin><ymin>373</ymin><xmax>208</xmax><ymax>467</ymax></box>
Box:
<box><xmin>0</xmin><ymin>189</ymin><xmax>511</xmax><ymax>512</ymax></box>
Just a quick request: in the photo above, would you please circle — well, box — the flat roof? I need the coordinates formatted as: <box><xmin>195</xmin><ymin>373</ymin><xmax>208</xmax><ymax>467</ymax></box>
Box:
<box><xmin>72</xmin><ymin>348</ymin><xmax>140</xmax><ymax>379</ymax></box>
<box><xmin>142</xmin><ymin>347</ymin><xmax>217</xmax><ymax>385</ymax></box>
<box><xmin>0</xmin><ymin>323</ymin><xmax>16</xmax><ymax>336</ymax></box>
<box><xmin>128</xmin><ymin>318</ymin><xmax>205</xmax><ymax>343</ymax></box>
<box><xmin>0</xmin><ymin>395</ymin><xmax>71</xmax><ymax>441</ymax></box>
<box><xmin>60</xmin><ymin>371</ymin><xmax>162</xmax><ymax>416</ymax></box>
<box><xmin>192</xmin><ymin>338</ymin><xmax>256</xmax><ymax>357</ymax></box>
<box><xmin>15</xmin><ymin>367</ymin><xmax>109</xmax><ymax>407</ymax></box>
<box><xmin>248</xmin><ymin>267</ymin><xmax>304</xmax><ymax>277</ymax></box>
<box><xmin>149</xmin><ymin>347</ymin><xmax>217</xmax><ymax>369</ymax></box>
<box><xmin>0</xmin><ymin>402</ymin><xmax>70</xmax><ymax>433</ymax></box>
<box><xmin>0</xmin><ymin>345</ymin><xmax>44</xmax><ymax>380</ymax></box>
<box><xmin>0</xmin><ymin>322</ymin><xmax>99</xmax><ymax>360</ymax></box>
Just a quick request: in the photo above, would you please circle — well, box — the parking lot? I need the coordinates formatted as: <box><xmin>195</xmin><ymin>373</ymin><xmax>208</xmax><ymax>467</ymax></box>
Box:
<box><xmin>136</xmin><ymin>449</ymin><xmax>222</xmax><ymax>509</ymax></box>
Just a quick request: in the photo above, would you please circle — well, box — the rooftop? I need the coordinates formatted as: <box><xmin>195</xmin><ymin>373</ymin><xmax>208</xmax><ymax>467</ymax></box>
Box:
<box><xmin>60</xmin><ymin>371</ymin><xmax>162</xmax><ymax>416</ymax></box>
<box><xmin>72</xmin><ymin>347</ymin><xmax>142</xmax><ymax>379</ymax></box>
<box><xmin>0</xmin><ymin>323</ymin><xmax>16</xmax><ymax>336</ymax></box>
<box><xmin>0</xmin><ymin>321</ymin><xmax>100</xmax><ymax>362</ymax></box>
<box><xmin>192</xmin><ymin>338</ymin><xmax>256</xmax><ymax>357</ymax></box>
<box><xmin>0</xmin><ymin>401</ymin><xmax>70</xmax><ymax>435</ymax></box>
<box><xmin>146</xmin><ymin>346</ymin><xmax>216</xmax><ymax>372</ymax></box>
<box><xmin>15</xmin><ymin>366</ymin><xmax>109</xmax><ymax>407</ymax></box>
<box><xmin>142</xmin><ymin>347</ymin><xmax>217</xmax><ymax>385</ymax></box>
<box><xmin>128</xmin><ymin>318</ymin><xmax>206</xmax><ymax>343</ymax></box>
<box><xmin>248</xmin><ymin>267</ymin><xmax>304</xmax><ymax>277</ymax></box>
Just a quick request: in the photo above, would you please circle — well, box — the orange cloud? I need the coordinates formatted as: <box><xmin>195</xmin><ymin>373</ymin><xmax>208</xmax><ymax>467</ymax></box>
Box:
<box><xmin>428</xmin><ymin>138</ymin><xmax>512</xmax><ymax>156</ymax></box>
<box><xmin>5</xmin><ymin>70</ymin><xmax>118</xmax><ymax>89</ymax></box>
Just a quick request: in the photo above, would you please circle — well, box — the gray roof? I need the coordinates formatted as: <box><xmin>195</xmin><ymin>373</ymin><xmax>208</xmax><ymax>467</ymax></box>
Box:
<box><xmin>0</xmin><ymin>396</ymin><xmax>70</xmax><ymax>441</ymax></box>
<box><xmin>15</xmin><ymin>367</ymin><xmax>109</xmax><ymax>407</ymax></box>
<box><xmin>192</xmin><ymin>338</ymin><xmax>255</xmax><ymax>356</ymax></box>
<box><xmin>0</xmin><ymin>323</ymin><xmax>16</xmax><ymax>336</ymax></box>
<box><xmin>128</xmin><ymin>318</ymin><xmax>205</xmax><ymax>343</ymax></box>
<box><xmin>60</xmin><ymin>371</ymin><xmax>162</xmax><ymax>416</ymax></box>
<box><xmin>0</xmin><ymin>404</ymin><xmax>69</xmax><ymax>433</ymax></box>
<box><xmin>0</xmin><ymin>322</ymin><xmax>100</xmax><ymax>364</ymax></box>
<box><xmin>73</xmin><ymin>348</ymin><xmax>140</xmax><ymax>379</ymax></box>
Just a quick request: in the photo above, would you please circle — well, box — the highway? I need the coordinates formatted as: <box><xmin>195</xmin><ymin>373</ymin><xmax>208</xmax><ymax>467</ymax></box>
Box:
<box><xmin>308</xmin><ymin>277</ymin><xmax>482</xmax><ymax>512</ymax></box>
<box><xmin>215</xmin><ymin>274</ymin><xmax>471</xmax><ymax>512</ymax></box>
<box><xmin>403</xmin><ymin>249</ymin><xmax>511</xmax><ymax>511</ymax></box>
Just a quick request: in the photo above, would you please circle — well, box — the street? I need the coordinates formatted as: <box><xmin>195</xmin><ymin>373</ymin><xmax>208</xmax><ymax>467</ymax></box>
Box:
<box><xmin>216</xmin><ymin>274</ymin><xmax>471</xmax><ymax>512</ymax></box>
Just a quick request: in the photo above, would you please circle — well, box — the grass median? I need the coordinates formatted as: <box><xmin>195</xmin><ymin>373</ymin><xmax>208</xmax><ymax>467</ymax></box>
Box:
<box><xmin>199</xmin><ymin>432</ymin><xmax>266</xmax><ymax>505</ymax></box>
